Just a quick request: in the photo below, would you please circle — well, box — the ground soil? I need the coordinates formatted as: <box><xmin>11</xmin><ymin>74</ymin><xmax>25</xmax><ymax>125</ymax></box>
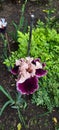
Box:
<box><xmin>0</xmin><ymin>0</ymin><xmax>59</xmax><ymax>130</ymax></box>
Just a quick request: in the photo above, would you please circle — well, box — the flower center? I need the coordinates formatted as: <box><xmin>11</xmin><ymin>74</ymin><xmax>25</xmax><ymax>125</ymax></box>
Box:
<box><xmin>27</xmin><ymin>67</ymin><xmax>33</xmax><ymax>73</ymax></box>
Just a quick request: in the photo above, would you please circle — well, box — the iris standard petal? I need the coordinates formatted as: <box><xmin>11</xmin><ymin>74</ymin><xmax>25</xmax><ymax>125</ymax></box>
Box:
<box><xmin>36</xmin><ymin>69</ymin><xmax>47</xmax><ymax>77</ymax></box>
<box><xmin>16</xmin><ymin>76</ymin><xmax>39</xmax><ymax>95</ymax></box>
<box><xmin>32</xmin><ymin>58</ymin><xmax>40</xmax><ymax>65</ymax></box>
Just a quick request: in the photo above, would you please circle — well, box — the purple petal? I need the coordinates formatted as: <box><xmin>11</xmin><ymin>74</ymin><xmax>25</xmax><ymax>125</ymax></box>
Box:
<box><xmin>0</xmin><ymin>27</ymin><xmax>6</xmax><ymax>34</ymax></box>
<box><xmin>42</xmin><ymin>63</ymin><xmax>46</xmax><ymax>67</ymax></box>
<box><xmin>10</xmin><ymin>66</ymin><xmax>19</xmax><ymax>75</ymax></box>
<box><xmin>36</xmin><ymin>69</ymin><xmax>47</xmax><ymax>77</ymax></box>
<box><xmin>16</xmin><ymin>76</ymin><xmax>39</xmax><ymax>95</ymax></box>
<box><xmin>32</xmin><ymin>58</ymin><xmax>40</xmax><ymax>65</ymax></box>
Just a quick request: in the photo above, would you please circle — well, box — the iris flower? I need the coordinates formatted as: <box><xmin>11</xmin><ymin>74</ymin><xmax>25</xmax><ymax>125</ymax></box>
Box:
<box><xmin>0</xmin><ymin>18</ymin><xmax>7</xmax><ymax>33</ymax></box>
<box><xmin>11</xmin><ymin>57</ymin><xmax>47</xmax><ymax>95</ymax></box>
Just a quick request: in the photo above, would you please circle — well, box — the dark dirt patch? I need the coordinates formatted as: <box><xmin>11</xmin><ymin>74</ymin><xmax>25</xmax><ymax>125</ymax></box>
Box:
<box><xmin>0</xmin><ymin>0</ymin><xmax>59</xmax><ymax>130</ymax></box>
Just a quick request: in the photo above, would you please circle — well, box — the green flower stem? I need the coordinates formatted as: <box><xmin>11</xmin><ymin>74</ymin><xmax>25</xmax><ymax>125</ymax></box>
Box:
<box><xmin>27</xmin><ymin>14</ymin><xmax>34</xmax><ymax>56</ymax></box>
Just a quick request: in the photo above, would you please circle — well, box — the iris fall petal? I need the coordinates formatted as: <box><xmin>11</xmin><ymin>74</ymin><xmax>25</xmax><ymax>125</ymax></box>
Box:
<box><xmin>16</xmin><ymin>76</ymin><xmax>39</xmax><ymax>95</ymax></box>
<box><xmin>36</xmin><ymin>69</ymin><xmax>47</xmax><ymax>77</ymax></box>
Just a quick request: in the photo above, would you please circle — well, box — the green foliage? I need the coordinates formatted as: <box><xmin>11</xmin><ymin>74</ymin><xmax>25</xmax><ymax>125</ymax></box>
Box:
<box><xmin>0</xmin><ymin>85</ymin><xmax>15</xmax><ymax>116</ymax></box>
<box><xmin>1</xmin><ymin>34</ymin><xmax>8</xmax><ymax>60</ymax></box>
<box><xmin>32</xmin><ymin>86</ymin><xmax>54</xmax><ymax>112</ymax></box>
<box><xmin>19</xmin><ymin>0</ymin><xmax>27</xmax><ymax>30</ymax></box>
<box><xmin>32</xmin><ymin>76</ymin><xmax>59</xmax><ymax>111</ymax></box>
<box><xmin>9</xmin><ymin>0</ymin><xmax>28</xmax><ymax>43</ymax></box>
<box><xmin>55</xmin><ymin>124</ymin><xmax>59</xmax><ymax>130</ymax></box>
<box><xmin>43</xmin><ymin>9</ymin><xmax>59</xmax><ymax>31</ymax></box>
<box><xmin>0</xmin><ymin>85</ymin><xmax>27</xmax><ymax>126</ymax></box>
<box><xmin>4</xmin><ymin>31</ymin><xmax>29</xmax><ymax>67</ymax></box>
<box><xmin>0</xmin><ymin>124</ymin><xmax>5</xmax><ymax>130</ymax></box>
<box><xmin>4</xmin><ymin>20</ymin><xmax>59</xmax><ymax>111</ymax></box>
<box><xmin>9</xmin><ymin>22</ymin><xmax>18</xmax><ymax>43</ymax></box>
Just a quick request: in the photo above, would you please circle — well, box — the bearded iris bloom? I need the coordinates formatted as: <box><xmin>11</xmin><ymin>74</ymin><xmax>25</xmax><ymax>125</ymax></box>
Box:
<box><xmin>0</xmin><ymin>18</ymin><xmax>7</xmax><ymax>33</ymax></box>
<box><xmin>11</xmin><ymin>57</ymin><xmax>47</xmax><ymax>95</ymax></box>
